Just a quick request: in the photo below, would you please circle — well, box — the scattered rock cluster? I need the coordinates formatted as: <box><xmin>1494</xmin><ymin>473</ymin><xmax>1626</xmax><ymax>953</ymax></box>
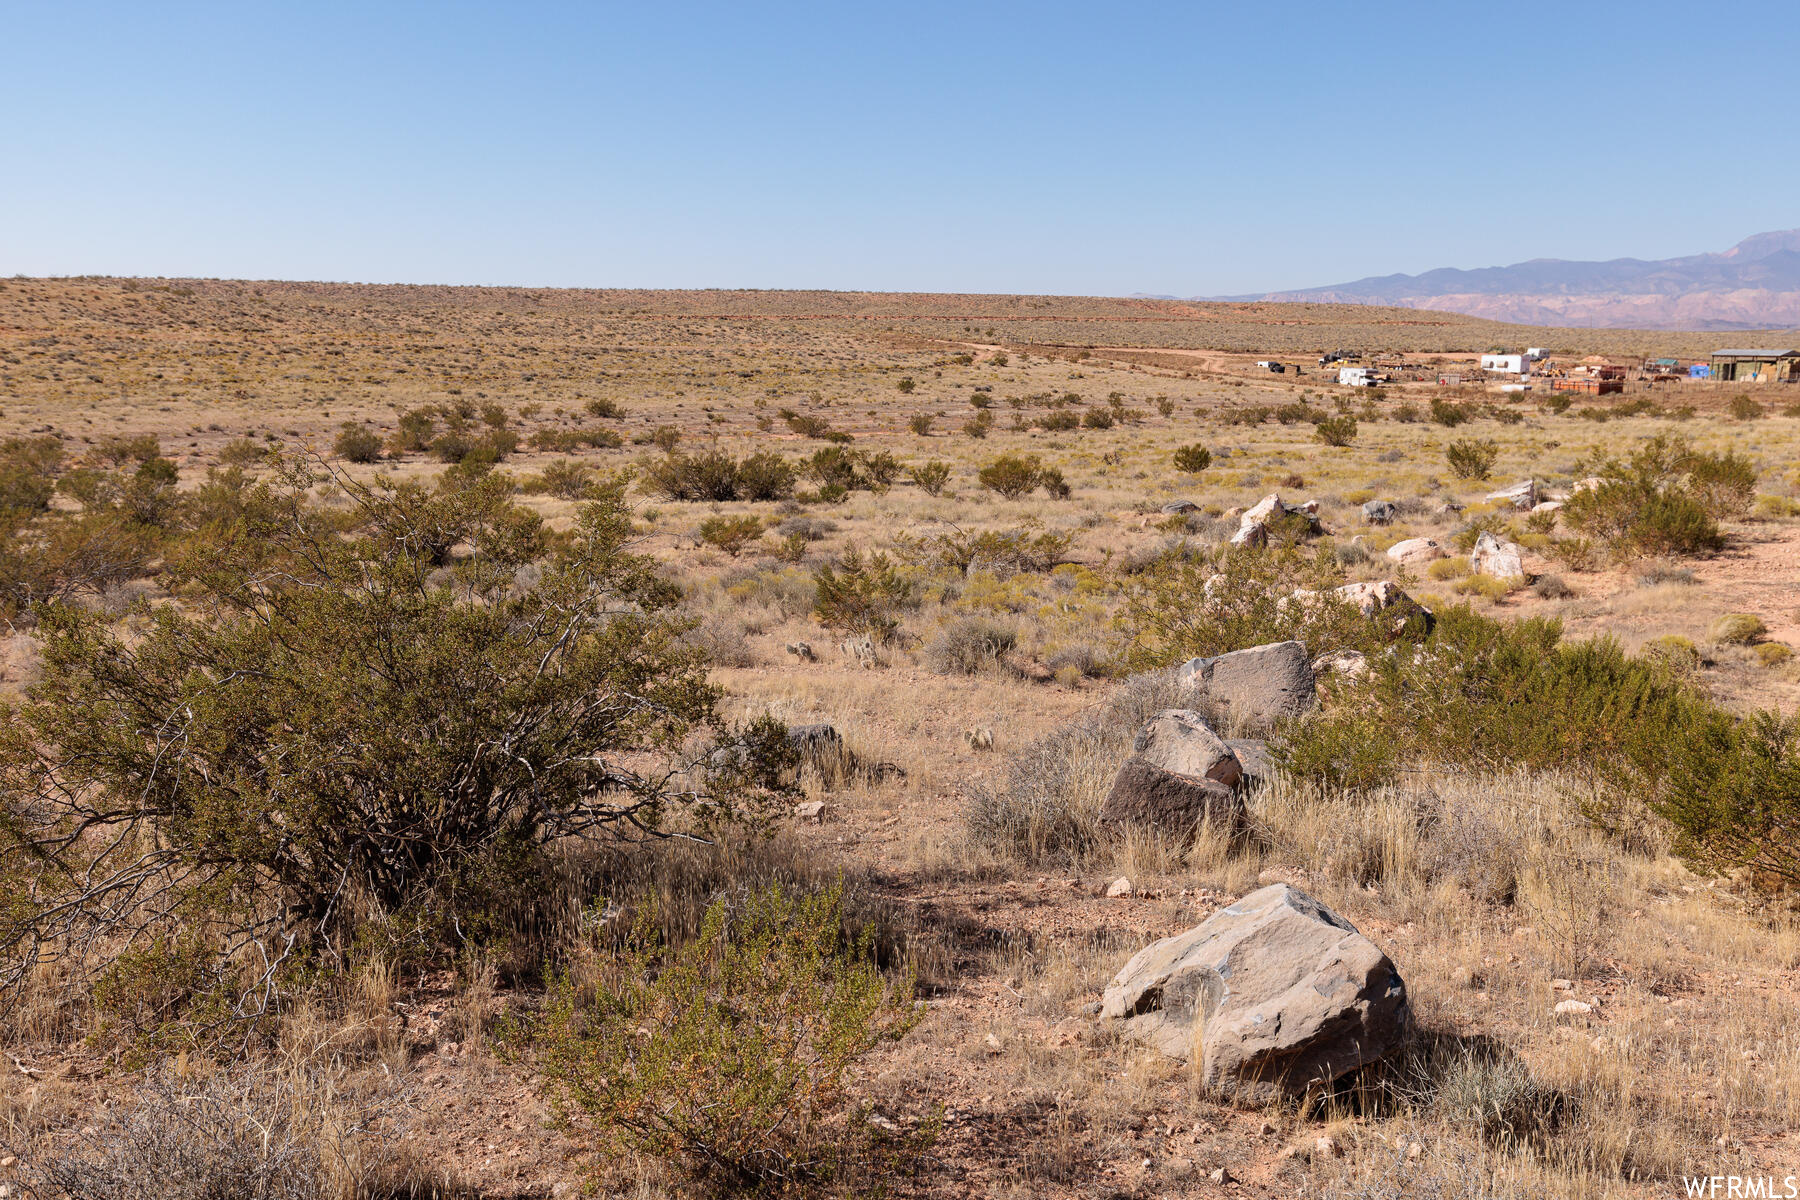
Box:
<box><xmin>1229</xmin><ymin>493</ymin><xmax>1322</xmax><ymax>548</ymax></box>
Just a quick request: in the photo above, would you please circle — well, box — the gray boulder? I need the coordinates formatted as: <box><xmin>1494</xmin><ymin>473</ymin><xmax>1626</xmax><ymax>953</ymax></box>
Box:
<box><xmin>1101</xmin><ymin>759</ymin><xmax>1243</xmax><ymax>838</ymax></box>
<box><xmin>1133</xmin><ymin>708</ymin><xmax>1242</xmax><ymax>787</ymax></box>
<box><xmin>1101</xmin><ymin>709</ymin><xmax>1245</xmax><ymax>838</ymax></box>
<box><xmin>1224</xmin><ymin>738</ymin><xmax>1274</xmax><ymax>788</ymax></box>
<box><xmin>1176</xmin><ymin>641</ymin><xmax>1317</xmax><ymax>724</ymax></box>
<box><xmin>1361</xmin><ymin>499</ymin><xmax>1397</xmax><ymax>525</ymax></box>
<box><xmin>1161</xmin><ymin>500</ymin><xmax>1200</xmax><ymax>515</ymax></box>
<box><xmin>1100</xmin><ymin>884</ymin><xmax>1409</xmax><ymax>1104</ymax></box>
<box><xmin>1485</xmin><ymin>479</ymin><xmax>1538</xmax><ymax>510</ymax></box>
<box><xmin>1471</xmin><ymin>530</ymin><xmax>1528</xmax><ymax>581</ymax></box>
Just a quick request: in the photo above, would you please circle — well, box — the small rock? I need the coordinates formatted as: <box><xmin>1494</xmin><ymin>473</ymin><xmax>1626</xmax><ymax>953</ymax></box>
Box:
<box><xmin>793</xmin><ymin>800</ymin><xmax>827</xmax><ymax>822</ymax></box>
<box><xmin>1257</xmin><ymin>1121</ymin><xmax>1276</xmax><ymax>1136</ymax></box>
<box><xmin>1407</xmin><ymin>1140</ymin><xmax>1423</xmax><ymax>1161</ymax></box>
<box><xmin>1106</xmin><ymin>876</ymin><xmax>1134</xmax><ymax>898</ymax></box>
<box><xmin>983</xmin><ymin>1032</ymin><xmax>1002</xmax><ymax>1054</ymax></box>
<box><xmin>1315</xmin><ymin>1133</ymin><xmax>1343</xmax><ymax>1158</ymax></box>
<box><xmin>1361</xmin><ymin>499</ymin><xmax>1397</xmax><ymax>525</ymax></box>
<box><xmin>1162</xmin><ymin>500</ymin><xmax>1200</xmax><ymax>514</ymax></box>
<box><xmin>1549</xmin><ymin>978</ymin><xmax>1575</xmax><ymax>992</ymax></box>
<box><xmin>1209</xmin><ymin>1167</ymin><xmax>1232</xmax><ymax>1184</ymax></box>
<box><xmin>1554</xmin><ymin>999</ymin><xmax>1594</xmax><ymax>1016</ymax></box>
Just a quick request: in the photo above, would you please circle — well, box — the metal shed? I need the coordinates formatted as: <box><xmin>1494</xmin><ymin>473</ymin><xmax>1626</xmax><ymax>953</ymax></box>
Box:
<box><xmin>1710</xmin><ymin>349</ymin><xmax>1800</xmax><ymax>383</ymax></box>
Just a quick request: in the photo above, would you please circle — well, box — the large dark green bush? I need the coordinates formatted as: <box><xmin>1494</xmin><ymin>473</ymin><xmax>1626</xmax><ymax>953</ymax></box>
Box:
<box><xmin>0</xmin><ymin>458</ymin><xmax>791</xmax><ymax>1022</ymax></box>
<box><xmin>1563</xmin><ymin>436</ymin><xmax>1730</xmax><ymax>559</ymax></box>
<box><xmin>1276</xmin><ymin>607</ymin><xmax>1712</xmax><ymax>791</ymax></box>
<box><xmin>811</xmin><ymin>549</ymin><xmax>912</xmax><ymax>642</ymax></box>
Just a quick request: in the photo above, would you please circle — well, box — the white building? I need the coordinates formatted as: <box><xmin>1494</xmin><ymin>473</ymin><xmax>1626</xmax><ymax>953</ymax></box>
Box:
<box><xmin>1338</xmin><ymin>366</ymin><xmax>1380</xmax><ymax>387</ymax></box>
<box><xmin>1525</xmin><ymin>347</ymin><xmax>1549</xmax><ymax>361</ymax></box>
<box><xmin>1481</xmin><ymin>353</ymin><xmax>1527</xmax><ymax>375</ymax></box>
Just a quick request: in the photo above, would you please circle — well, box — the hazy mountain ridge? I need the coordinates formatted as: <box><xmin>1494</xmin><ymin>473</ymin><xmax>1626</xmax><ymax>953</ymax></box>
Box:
<box><xmin>1211</xmin><ymin>231</ymin><xmax>1800</xmax><ymax>330</ymax></box>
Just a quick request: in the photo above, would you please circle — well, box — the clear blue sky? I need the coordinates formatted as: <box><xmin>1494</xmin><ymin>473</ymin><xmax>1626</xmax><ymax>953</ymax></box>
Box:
<box><xmin>5</xmin><ymin>1</ymin><xmax>1795</xmax><ymax>295</ymax></box>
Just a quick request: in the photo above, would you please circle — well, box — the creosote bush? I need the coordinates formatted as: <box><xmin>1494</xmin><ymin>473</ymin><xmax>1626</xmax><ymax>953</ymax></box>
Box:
<box><xmin>811</xmin><ymin>548</ymin><xmax>913</xmax><ymax>642</ymax></box>
<box><xmin>907</xmin><ymin>459</ymin><xmax>951</xmax><ymax>496</ymax></box>
<box><xmin>1562</xmin><ymin>435</ymin><xmax>1733</xmax><ymax>560</ymax></box>
<box><xmin>533</xmin><ymin>880</ymin><xmax>928</xmax><ymax>1193</ymax></box>
<box><xmin>1314</xmin><ymin>415</ymin><xmax>1358</xmax><ymax>447</ymax></box>
<box><xmin>977</xmin><ymin>453</ymin><xmax>1066</xmax><ymax>500</ymax></box>
<box><xmin>1172</xmin><ymin>444</ymin><xmax>1212</xmax><ymax>473</ymax></box>
<box><xmin>331</xmin><ymin>421</ymin><xmax>383</xmax><ymax>463</ymax></box>
<box><xmin>1445</xmin><ymin>438</ymin><xmax>1499</xmax><ymax>480</ymax></box>
<box><xmin>0</xmin><ymin>455</ymin><xmax>794</xmax><ymax>1035</ymax></box>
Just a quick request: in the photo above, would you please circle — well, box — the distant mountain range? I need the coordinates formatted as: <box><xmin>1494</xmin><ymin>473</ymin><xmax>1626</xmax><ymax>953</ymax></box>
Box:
<box><xmin>1199</xmin><ymin>231</ymin><xmax>1800</xmax><ymax>330</ymax></box>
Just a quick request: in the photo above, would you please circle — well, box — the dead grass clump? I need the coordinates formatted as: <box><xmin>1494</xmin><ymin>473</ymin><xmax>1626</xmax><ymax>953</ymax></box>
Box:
<box><xmin>962</xmin><ymin>671</ymin><xmax>1195</xmax><ymax>866</ymax></box>
<box><xmin>923</xmin><ymin>615</ymin><xmax>1018</xmax><ymax>675</ymax></box>
<box><xmin>11</xmin><ymin>1066</ymin><xmax>460</xmax><ymax>1200</ymax></box>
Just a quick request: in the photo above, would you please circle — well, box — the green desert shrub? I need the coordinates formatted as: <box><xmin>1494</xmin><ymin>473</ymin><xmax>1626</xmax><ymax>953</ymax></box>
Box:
<box><xmin>0</xmin><ymin>464</ymin><xmax>792</xmax><ymax>1019</ymax></box>
<box><xmin>907</xmin><ymin>460</ymin><xmax>951</xmax><ymax>496</ymax></box>
<box><xmin>331</xmin><ymin>422</ymin><xmax>382</xmax><ymax>463</ymax></box>
<box><xmin>534</xmin><ymin>880</ymin><xmax>927</xmax><ymax>1193</ymax></box>
<box><xmin>811</xmin><ymin>549</ymin><xmax>913</xmax><ymax>642</ymax></box>
<box><xmin>584</xmin><ymin>397</ymin><xmax>625</xmax><ymax>419</ymax></box>
<box><xmin>1172</xmin><ymin>444</ymin><xmax>1212</xmax><ymax>474</ymax></box>
<box><xmin>1313</xmin><ymin>415</ymin><xmax>1358</xmax><ymax>447</ymax></box>
<box><xmin>1728</xmin><ymin>394</ymin><xmax>1764</xmax><ymax>420</ymax></box>
<box><xmin>1563</xmin><ymin>437</ymin><xmax>1727</xmax><ymax>559</ymax></box>
<box><xmin>536</xmin><ymin>457</ymin><xmax>594</xmax><ymax>500</ymax></box>
<box><xmin>1121</xmin><ymin>545</ymin><xmax>1426</xmax><ymax>673</ymax></box>
<box><xmin>1429</xmin><ymin>398</ymin><xmax>1474</xmax><ymax>427</ymax></box>
<box><xmin>895</xmin><ymin>524</ymin><xmax>1074</xmax><ymax>577</ymax></box>
<box><xmin>216</xmin><ymin>436</ymin><xmax>271</xmax><ymax>468</ymax></box>
<box><xmin>531</xmin><ymin>427</ymin><xmax>624</xmax><ymax>452</ymax></box>
<box><xmin>696</xmin><ymin>514</ymin><xmax>765</xmax><ymax>556</ymax></box>
<box><xmin>1276</xmin><ymin>606</ymin><xmax>1717</xmax><ymax>794</ymax></box>
<box><xmin>1756</xmin><ymin>642</ymin><xmax>1793</xmax><ymax>668</ymax></box>
<box><xmin>1445</xmin><ymin>438</ymin><xmax>1499</xmax><ymax>481</ymax></box>
<box><xmin>389</xmin><ymin>407</ymin><xmax>437</xmax><ymax>454</ymax></box>
<box><xmin>977</xmin><ymin>453</ymin><xmax>1059</xmax><ymax>500</ymax></box>
<box><xmin>736</xmin><ymin>451</ymin><xmax>798</xmax><ymax>501</ymax></box>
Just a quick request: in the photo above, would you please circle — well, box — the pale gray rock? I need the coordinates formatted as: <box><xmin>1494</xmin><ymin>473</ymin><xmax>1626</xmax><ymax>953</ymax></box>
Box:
<box><xmin>1100</xmin><ymin>884</ymin><xmax>1410</xmax><ymax>1104</ymax></box>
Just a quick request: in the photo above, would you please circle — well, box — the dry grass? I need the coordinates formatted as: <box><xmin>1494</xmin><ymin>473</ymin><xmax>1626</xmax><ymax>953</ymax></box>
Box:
<box><xmin>6</xmin><ymin>277</ymin><xmax>1800</xmax><ymax>1197</ymax></box>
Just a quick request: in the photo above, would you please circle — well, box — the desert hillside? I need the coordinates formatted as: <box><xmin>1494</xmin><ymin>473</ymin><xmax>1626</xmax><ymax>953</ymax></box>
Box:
<box><xmin>1</xmin><ymin>278</ymin><xmax>1798</xmax><ymax>1199</ymax></box>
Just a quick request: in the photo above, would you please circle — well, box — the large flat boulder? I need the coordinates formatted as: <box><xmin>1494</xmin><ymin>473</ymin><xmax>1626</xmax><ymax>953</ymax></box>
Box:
<box><xmin>1176</xmin><ymin>641</ymin><xmax>1317</xmax><ymax>724</ymax></box>
<box><xmin>1386</xmin><ymin>537</ymin><xmax>1442</xmax><ymax>568</ymax></box>
<box><xmin>1100</xmin><ymin>884</ymin><xmax>1409</xmax><ymax>1104</ymax></box>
